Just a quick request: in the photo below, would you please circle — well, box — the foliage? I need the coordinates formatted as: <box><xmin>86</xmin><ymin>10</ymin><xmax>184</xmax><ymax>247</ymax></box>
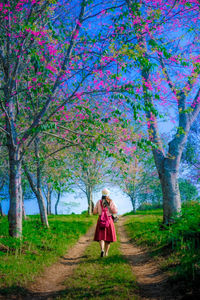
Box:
<box><xmin>179</xmin><ymin>178</ymin><xmax>199</xmax><ymax>202</ymax></box>
<box><xmin>181</xmin><ymin>114</ymin><xmax>200</xmax><ymax>185</ymax></box>
<box><xmin>137</xmin><ymin>202</ymin><xmax>162</xmax><ymax>211</ymax></box>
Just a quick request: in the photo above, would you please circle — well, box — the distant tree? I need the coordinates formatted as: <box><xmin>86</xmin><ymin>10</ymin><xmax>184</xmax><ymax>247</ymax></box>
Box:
<box><xmin>181</xmin><ymin>114</ymin><xmax>200</xmax><ymax>186</ymax></box>
<box><xmin>179</xmin><ymin>179</ymin><xmax>199</xmax><ymax>203</ymax></box>
<box><xmin>112</xmin><ymin>154</ymin><xmax>139</xmax><ymax>212</ymax></box>
<box><xmin>68</xmin><ymin>147</ymin><xmax>110</xmax><ymax>215</ymax></box>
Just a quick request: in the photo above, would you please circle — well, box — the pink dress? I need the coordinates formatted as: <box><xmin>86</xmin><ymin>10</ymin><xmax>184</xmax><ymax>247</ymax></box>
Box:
<box><xmin>93</xmin><ymin>199</ymin><xmax>117</xmax><ymax>242</ymax></box>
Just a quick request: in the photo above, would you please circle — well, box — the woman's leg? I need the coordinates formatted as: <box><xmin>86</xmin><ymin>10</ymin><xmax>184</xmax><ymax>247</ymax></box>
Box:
<box><xmin>105</xmin><ymin>242</ymin><xmax>110</xmax><ymax>256</ymax></box>
<box><xmin>99</xmin><ymin>240</ymin><xmax>105</xmax><ymax>256</ymax></box>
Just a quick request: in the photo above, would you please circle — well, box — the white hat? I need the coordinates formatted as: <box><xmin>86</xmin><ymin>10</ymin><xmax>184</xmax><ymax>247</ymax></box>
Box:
<box><xmin>102</xmin><ymin>188</ymin><xmax>110</xmax><ymax>196</ymax></box>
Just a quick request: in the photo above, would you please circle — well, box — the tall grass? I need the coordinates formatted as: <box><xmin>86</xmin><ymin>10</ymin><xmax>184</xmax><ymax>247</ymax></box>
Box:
<box><xmin>124</xmin><ymin>202</ymin><xmax>200</xmax><ymax>283</ymax></box>
<box><xmin>0</xmin><ymin>214</ymin><xmax>96</xmax><ymax>288</ymax></box>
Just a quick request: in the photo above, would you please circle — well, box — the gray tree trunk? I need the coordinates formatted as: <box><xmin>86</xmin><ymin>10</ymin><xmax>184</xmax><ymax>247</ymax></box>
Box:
<box><xmin>130</xmin><ymin>195</ymin><xmax>136</xmax><ymax>213</ymax></box>
<box><xmin>23</xmin><ymin>145</ymin><xmax>49</xmax><ymax>228</ymax></box>
<box><xmin>0</xmin><ymin>179</ymin><xmax>5</xmax><ymax>217</ymax></box>
<box><xmin>86</xmin><ymin>185</ymin><xmax>94</xmax><ymax>215</ymax></box>
<box><xmin>55</xmin><ymin>191</ymin><xmax>61</xmax><ymax>215</ymax></box>
<box><xmin>37</xmin><ymin>188</ymin><xmax>49</xmax><ymax>225</ymax></box>
<box><xmin>35</xmin><ymin>138</ymin><xmax>49</xmax><ymax>226</ymax></box>
<box><xmin>8</xmin><ymin>146</ymin><xmax>23</xmax><ymax>237</ymax></box>
<box><xmin>22</xmin><ymin>192</ymin><xmax>27</xmax><ymax>220</ymax></box>
<box><xmin>47</xmin><ymin>184</ymin><xmax>52</xmax><ymax>215</ymax></box>
<box><xmin>24</xmin><ymin>163</ymin><xmax>49</xmax><ymax>226</ymax></box>
<box><xmin>0</xmin><ymin>202</ymin><xmax>4</xmax><ymax>216</ymax></box>
<box><xmin>5</xmin><ymin>77</ymin><xmax>23</xmax><ymax>236</ymax></box>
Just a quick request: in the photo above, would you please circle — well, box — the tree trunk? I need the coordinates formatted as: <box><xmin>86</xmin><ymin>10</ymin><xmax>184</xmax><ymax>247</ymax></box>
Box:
<box><xmin>8</xmin><ymin>146</ymin><xmax>23</xmax><ymax>237</ymax></box>
<box><xmin>130</xmin><ymin>196</ymin><xmax>136</xmax><ymax>213</ymax></box>
<box><xmin>23</xmin><ymin>162</ymin><xmax>49</xmax><ymax>227</ymax></box>
<box><xmin>158</xmin><ymin>158</ymin><xmax>181</xmax><ymax>224</ymax></box>
<box><xmin>86</xmin><ymin>185</ymin><xmax>94</xmax><ymax>215</ymax></box>
<box><xmin>0</xmin><ymin>202</ymin><xmax>4</xmax><ymax>216</ymax></box>
<box><xmin>35</xmin><ymin>137</ymin><xmax>49</xmax><ymax>226</ymax></box>
<box><xmin>55</xmin><ymin>191</ymin><xmax>61</xmax><ymax>215</ymax></box>
<box><xmin>47</xmin><ymin>183</ymin><xmax>52</xmax><ymax>215</ymax></box>
<box><xmin>22</xmin><ymin>192</ymin><xmax>27</xmax><ymax>220</ymax></box>
<box><xmin>0</xmin><ymin>179</ymin><xmax>5</xmax><ymax>217</ymax></box>
<box><xmin>37</xmin><ymin>188</ymin><xmax>49</xmax><ymax>225</ymax></box>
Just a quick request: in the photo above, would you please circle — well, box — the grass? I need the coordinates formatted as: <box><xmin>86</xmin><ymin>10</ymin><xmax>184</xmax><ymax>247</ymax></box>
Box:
<box><xmin>123</xmin><ymin>209</ymin><xmax>163</xmax><ymax>216</ymax></box>
<box><xmin>0</xmin><ymin>214</ymin><xmax>96</xmax><ymax>289</ymax></box>
<box><xmin>124</xmin><ymin>202</ymin><xmax>200</xmax><ymax>287</ymax></box>
<box><xmin>56</xmin><ymin>233</ymin><xmax>138</xmax><ymax>299</ymax></box>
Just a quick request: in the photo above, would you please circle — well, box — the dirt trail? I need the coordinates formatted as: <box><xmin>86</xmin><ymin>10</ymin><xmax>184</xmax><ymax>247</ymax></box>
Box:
<box><xmin>1</xmin><ymin>217</ymin><xmax>185</xmax><ymax>299</ymax></box>
<box><xmin>27</xmin><ymin>224</ymin><xmax>96</xmax><ymax>295</ymax></box>
<box><xmin>117</xmin><ymin>216</ymin><xmax>181</xmax><ymax>300</ymax></box>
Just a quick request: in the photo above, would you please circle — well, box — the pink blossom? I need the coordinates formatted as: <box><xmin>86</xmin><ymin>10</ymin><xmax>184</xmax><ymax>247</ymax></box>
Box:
<box><xmin>76</xmin><ymin>19</ymin><xmax>82</xmax><ymax>27</ymax></box>
<box><xmin>46</xmin><ymin>63</ymin><xmax>57</xmax><ymax>73</ymax></box>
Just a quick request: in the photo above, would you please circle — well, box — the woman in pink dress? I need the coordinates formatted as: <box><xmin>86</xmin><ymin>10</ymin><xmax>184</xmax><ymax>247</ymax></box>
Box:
<box><xmin>93</xmin><ymin>188</ymin><xmax>118</xmax><ymax>257</ymax></box>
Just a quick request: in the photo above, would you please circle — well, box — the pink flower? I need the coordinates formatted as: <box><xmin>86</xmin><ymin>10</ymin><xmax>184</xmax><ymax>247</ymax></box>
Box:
<box><xmin>76</xmin><ymin>19</ymin><xmax>82</xmax><ymax>27</ymax></box>
<box><xmin>75</xmin><ymin>92</ymin><xmax>83</xmax><ymax>100</ymax></box>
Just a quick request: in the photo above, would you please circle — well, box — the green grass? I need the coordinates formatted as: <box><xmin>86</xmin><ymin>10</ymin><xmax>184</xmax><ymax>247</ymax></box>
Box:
<box><xmin>123</xmin><ymin>209</ymin><xmax>163</xmax><ymax>216</ymax></box>
<box><xmin>0</xmin><ymin>214</ymin><xmax>96</xmax><ymax>288</ymax></box>
<box><xmin>124</xmin><ymin>203</ymin><xmax>200</xmax><ymax>285</ymax></box>
<box><xmin>56</xmin><ymin>234</ymin><xmax>138</xmax><ymax>299</ymax></box>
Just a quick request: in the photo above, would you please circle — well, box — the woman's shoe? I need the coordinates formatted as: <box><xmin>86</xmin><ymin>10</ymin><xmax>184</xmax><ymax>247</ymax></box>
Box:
<box><xmin>101</xmin><ymin>251</ymin><xmax>104</xmax><ymax>257</ymax></box>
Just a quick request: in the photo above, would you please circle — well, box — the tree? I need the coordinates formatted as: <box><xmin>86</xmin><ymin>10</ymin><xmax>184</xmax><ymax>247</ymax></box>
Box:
<box><xmin>0</xmin><ymin>0</ymin><xmax>126</xmax><ymax>236</ymax></box>
<box><xmin>68</xmin><ymin>147</ymin><xmax>110</xmax><ymax>215</ymax></box>
<box><xmin>121</xmin><ymin>0</ymin><xmax>200</xmax><ymax>223</ymax></box>
<box><xmin>179</xmin><ymin>178</ymin><xmax>199</xmax><ymax>203</ymax></box>
<box><xmin>112</xmin><ymin>140</ymin><xmax>162</xmax><ymax>212</ymax></box>
<box><xmin>181</xmin><ymin>113</ymin><xmax>200</xmax><ymax>186</ymax></box>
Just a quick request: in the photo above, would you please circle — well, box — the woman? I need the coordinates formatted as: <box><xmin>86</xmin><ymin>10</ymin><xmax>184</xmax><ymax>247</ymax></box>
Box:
<box><xmin>93</xmin><ymin>188</ymin><xmax>118</xmax><ymax>257</ymax></box>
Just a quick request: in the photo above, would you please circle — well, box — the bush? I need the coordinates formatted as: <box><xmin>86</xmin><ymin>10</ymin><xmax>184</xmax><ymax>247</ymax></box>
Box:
<box><xmin>137</xmin><ymin>202</ymin><xmax>162</xmax><ymax>211</ymax></box>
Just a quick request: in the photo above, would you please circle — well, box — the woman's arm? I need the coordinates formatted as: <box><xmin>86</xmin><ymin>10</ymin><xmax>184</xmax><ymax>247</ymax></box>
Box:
<box><xmin>109</xmin><ymin>200</ymin><xmax>118</xmax><ymax>214</ymax></box>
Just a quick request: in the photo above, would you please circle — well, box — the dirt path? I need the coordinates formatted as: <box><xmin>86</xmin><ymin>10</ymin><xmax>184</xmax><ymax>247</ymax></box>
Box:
<box><xmin>0</xmin><ymin>225</ymin><xmax>96</xmax><ymax>299</ymax></box>
<box><xmin>27</xmin><ymin>224</ymin><xmax>96</xmax><ymax>296</ymax></box>
<box><xmin>1</xmin><ymin>217</ymin><xmax>184</xmax><ymax>299</ymax></box>
<box><xmin>117</xmin><ymin>216</ymin><xmax>181</xmax><ymax>300</ymax></box>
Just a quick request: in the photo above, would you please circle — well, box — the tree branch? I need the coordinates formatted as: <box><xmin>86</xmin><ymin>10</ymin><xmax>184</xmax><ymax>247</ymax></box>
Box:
<box><xmin>158</xmin><ymin>53</ymin><xmax>177</xmax><ymax>95</ymax></box>
<box><xmin>189</xmin><ymin>87</ymin><xmax>200</xmax><ymax>124</ymax></box>
<box><xmin>0</xmin><ymin>126</ymin><xmax>10</xmax><ymax>135</ymax></box>
<box><xmin>20</xmin><ymin>0</ymin><xmax>87</xmax><ymax>144</ymax></box>
<box><xmin>42</xmin><ymin>131</ymin><xmax>75</xmax><ymax>144</ymax></box>
<box><xmin>44</xmin><ymin>143</ymin><xmax>79</xmax><ymax>160</ymax></box>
